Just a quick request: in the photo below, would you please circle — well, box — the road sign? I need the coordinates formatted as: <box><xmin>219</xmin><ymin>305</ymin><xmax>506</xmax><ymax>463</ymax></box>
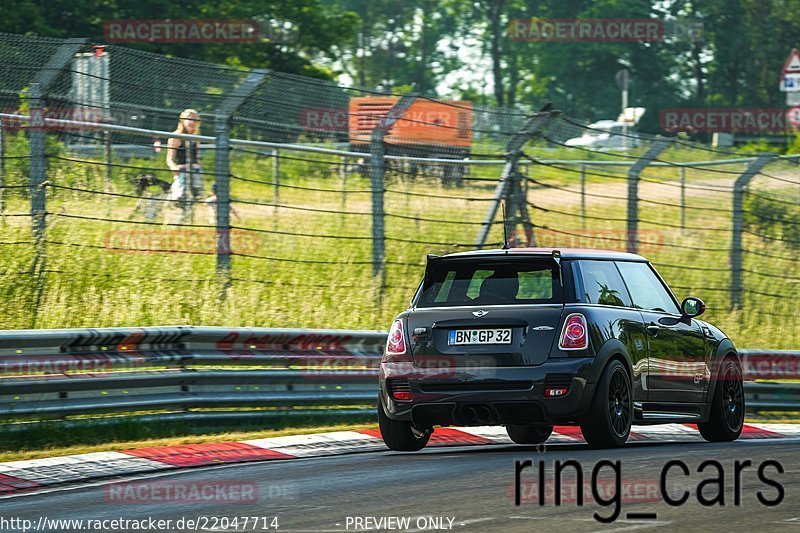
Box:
<box><xmin>788</xmin><ymin>106</ymin><xmax>800</xmax><ymax>127</ymax></box>
<box><xmin>781</xmin><ymin>72</ymin><xmax>800</xmax><ymax>92</ymax></box>
<box><xmin>787</xmin><ymin>91</ymin><xmax>800</xmax><ymax>106</ymax></box>
<box><xmin>783</xmin><ymin>48</ymin><xmax>800</xmax><ymax>74</ymax></box>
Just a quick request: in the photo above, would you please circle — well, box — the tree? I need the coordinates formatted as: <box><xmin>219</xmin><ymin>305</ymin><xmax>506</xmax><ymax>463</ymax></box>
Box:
<box><xmin>0</xmin><ymin>0</ymin><xmax>360</xmax><ymax>79</ymax></box>
<box><xmin>324</xmin><ymin>0</ymin><xmax>461</xmax><ymax>94</ymax></box>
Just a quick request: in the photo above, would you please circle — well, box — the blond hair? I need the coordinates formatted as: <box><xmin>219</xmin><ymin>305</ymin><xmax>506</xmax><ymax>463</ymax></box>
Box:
<box><xmin>175</xmin><ymin>109</ymin><xmax>200</xmax><ymax>134</ymax></box>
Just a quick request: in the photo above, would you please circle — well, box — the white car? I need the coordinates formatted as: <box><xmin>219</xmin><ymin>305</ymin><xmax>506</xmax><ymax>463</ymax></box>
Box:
<box><xmin>565</xmin><ymin>120</ymin><xmax>641</xmax><ymax>150</ymax></box>
<box><xmin>565</xmin><ymin>108</ymin><xmax>646</xmax><ymax>150</ymax></box>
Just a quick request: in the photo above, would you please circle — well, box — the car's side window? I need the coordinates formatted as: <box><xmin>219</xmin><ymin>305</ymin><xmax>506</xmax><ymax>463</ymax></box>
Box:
<box><xmin>517</xmin><ymin>269</ymin><xmax>553</xmax><ymax>300</ymax></box>
<box><xmin>577</xmin><ymin>260</ymin><xmax>632</xmax><ymax>307</ymax></box>
<box><xmin>615</xmin><ymin>261</ymin><xmax>680</xmax><ymax>315</ymax></box>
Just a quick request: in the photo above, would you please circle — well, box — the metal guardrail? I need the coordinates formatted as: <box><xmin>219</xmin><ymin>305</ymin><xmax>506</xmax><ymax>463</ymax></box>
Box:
<box><xmin>0</xmin><ymin>328</ymin><xmax>797</xmax><ymax>427</ymax></box>
<box><xmin>0</xmin><ymin>326</ymin><xmax>384</xmax><ymax>425</ymax></box>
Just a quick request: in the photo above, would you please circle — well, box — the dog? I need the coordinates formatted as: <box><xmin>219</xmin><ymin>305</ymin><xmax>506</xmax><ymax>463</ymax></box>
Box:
<box><xmin>130</xmin><ymin>174</ymin><xmax>172</xmax><ymax>220</ymax></box>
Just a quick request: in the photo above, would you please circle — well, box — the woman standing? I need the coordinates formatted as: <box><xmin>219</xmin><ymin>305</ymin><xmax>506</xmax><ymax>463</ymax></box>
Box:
<box><xmin>166</xmin><ymin>109</ymin><xmax>202</xmax><ymax>219</ymax></box>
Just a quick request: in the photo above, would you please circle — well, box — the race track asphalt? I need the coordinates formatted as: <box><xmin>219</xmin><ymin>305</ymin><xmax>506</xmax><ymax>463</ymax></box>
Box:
<box><xmin>2</xmin><ymin>438</ymin><xmax>799</xmax><ymax>532</ymax></box>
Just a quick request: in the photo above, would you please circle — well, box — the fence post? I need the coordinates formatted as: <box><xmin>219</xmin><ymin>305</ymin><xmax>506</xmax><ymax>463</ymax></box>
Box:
<box><xmin>580</xmin><ymin>164</ymin><xmax>586</xmax><ymax>231</ymax></box>
<box><xmin>215</xmin><ymin>121</ymin><xmax>231</xmax><ymax>278</ymax></box>
<box><xmin>340</xmin><ymin>154</ymin><xmax>348</xmax><ymax>210</ymax></box>
<box><xmin>28</xmin><ymin>83</ymin><xmax>48</xmax><ymax>328</ymax></box>
<box><xmin>475</xmin><ymin>109</ymin><xmax>559</xmax><ymax>248</ymax></box>
<box><xmin>730</xmin><ymin>155</ymin><xmax>775</xmax><ymax>310</ymax></box>
<box><xmin>104</xmin><ymin>130</ymin><xmax>113</xmax><ymax>216</ymax></box>
<box><xmin>29</xmin><ymin>83</ymin><xmax>46</xmax><ymax>246</ymax></box>
<box><xmin>105</xmin><ymin>131</ymin><xmax>113</xmax><ymax>188</ymax></box>
<box><xmin>0</xmin><ymin>123</ymin><xmax>5</xmax><ymax>221</ymax></box>
<box><xmin>626</xmin><ymin>137</ymin><xmax>671</xmax><ymax>254</ymax></box>
<box><xmin>26</xmin><ymin>38</ymin><xmax>87</xmax><ymax>327</ymax></box>
<box><xmin>213</xmin><ymin>69</ymin><xmax>269</xmax><ymax>284</ymax></box>
<box><xmin>272</xmin><ymin>148</ymin><xmax>279</xmax><ymax>207</ymax></box>
<box><xmin>182</xmin><ymin>140</ymin><xmax>196</xmax><ymax>223</ymax></box>
<box><xmin>369</xmin><ymin>95</ymin><xmax>417</xmax><ymax>290</ymax></box>
<box><xmin>679</xmin><ymin>166</ymin><xmax>686</xmax><ymax>233</ymax></box>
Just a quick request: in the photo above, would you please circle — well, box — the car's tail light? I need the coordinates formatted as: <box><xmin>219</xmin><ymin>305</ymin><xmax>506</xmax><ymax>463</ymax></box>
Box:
<box><xmin>383</xmin><ymin>319</ymin><xmax>410</xmax><ymax>362</ymax></box>
<box><xmin>559</xmin><ymin>313</ymin><xmax>588</xmax><ymax>351</ymax></box>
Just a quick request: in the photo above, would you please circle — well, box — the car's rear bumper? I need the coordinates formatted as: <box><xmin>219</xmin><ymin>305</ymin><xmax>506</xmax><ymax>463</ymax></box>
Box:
<box><xmin>379</xmin><ymin>357</ymin><xmax>598</xmax><ymax>427</ymax></box>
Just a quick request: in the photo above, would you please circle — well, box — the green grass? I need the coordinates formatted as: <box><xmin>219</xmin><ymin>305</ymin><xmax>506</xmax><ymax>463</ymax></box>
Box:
<box><xmin>0</xmin><ymin>134</ymin><xmax>799</xmax><ymax>348</ymax></box>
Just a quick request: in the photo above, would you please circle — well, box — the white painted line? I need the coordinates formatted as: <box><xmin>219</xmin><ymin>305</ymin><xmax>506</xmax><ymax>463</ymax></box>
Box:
<box><xmin>629</xmin><ymin>425</ymin><xmax>702</xmax><ymax>441</ymax></box>
<box><xmin>747</xmin><ymin>423</ymin><xmax>800</xmax><ymax>435</ymax></box>
<box><xmin>590</xmin><ymin>520</ymin><xmax>673</xmax><ymax>532</ymax></box>
<box><xmin>0</xmin><ymin>451</ymin><xmax>170</xmax><ymax>484</ymax></box>
<box><xmin>456</xmin><ymin>426</ymin><xmax>511</xmax><ymax>442</ymax></box>
<box><xmin>243</xmin><ymin>430</ymin><xmax>385</xmax><ymax>458</ymax></box>
<box><xmin>459</xmin><ymin>517</ymin><xmax>496</xmax><ymax>526</ymax></box>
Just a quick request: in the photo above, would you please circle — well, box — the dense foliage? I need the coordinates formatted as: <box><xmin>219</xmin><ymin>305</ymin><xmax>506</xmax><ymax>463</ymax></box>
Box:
<box><xmin>2</xmin><ymin>0</ymin><xmax>799</xmax><ymax>129</ymax></box>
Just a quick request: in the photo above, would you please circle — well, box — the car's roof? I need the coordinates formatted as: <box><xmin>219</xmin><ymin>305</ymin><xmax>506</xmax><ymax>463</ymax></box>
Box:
<box><xmin>434</xmin><ymin>247</ymin><xmax>648</xmax><ymax>262</ymax></box>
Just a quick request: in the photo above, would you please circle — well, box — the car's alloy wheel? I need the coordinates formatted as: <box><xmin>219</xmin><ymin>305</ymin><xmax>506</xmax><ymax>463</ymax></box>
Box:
<box><xmin>580</xmin><ymin>360</ymin><xmax>632</xmax><ymax>448</ymax></box>
<box><xmin>698</xmin><ymin>358</ymin><xmax>744</xmax><ymax>442</ymax></box>
<box><xmin>608</xmin><ymin>366</ymin><xmax>632</xmax><ymax>438</ymax></box>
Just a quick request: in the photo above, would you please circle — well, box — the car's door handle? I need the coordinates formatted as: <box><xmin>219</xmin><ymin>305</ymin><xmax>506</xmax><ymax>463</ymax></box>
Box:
<box><xmin>646</xmin><ymin>324</ymin><xmax>661</xmax><ymax>336</ymax></box>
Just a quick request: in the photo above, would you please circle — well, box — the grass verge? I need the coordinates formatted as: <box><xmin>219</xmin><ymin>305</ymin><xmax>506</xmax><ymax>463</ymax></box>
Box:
<box><xmin>0</xmin><ymin>417</ymin><xmax>378</xmax><ymax>462</ymax></box>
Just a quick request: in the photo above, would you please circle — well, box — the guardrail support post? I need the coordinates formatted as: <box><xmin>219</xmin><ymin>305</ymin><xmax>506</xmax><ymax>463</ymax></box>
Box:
<box><xmin>475</xmin><ymin>109</ymin><xmax>559</xmax><ymax>248</ymax></box>
<box><xmin>730</xmin><ymin>154</ymin><xmax>775</xmax><ymax>310</ymax></box>
<box><xmin>369</xmin><ymin>95</ymin><xmax>417</xmax><ymax>293</ymax></box>
<box><xmin>626</xmin><ymin>138</ymin><xmax>671</xmax><ymax>254</ymax></box>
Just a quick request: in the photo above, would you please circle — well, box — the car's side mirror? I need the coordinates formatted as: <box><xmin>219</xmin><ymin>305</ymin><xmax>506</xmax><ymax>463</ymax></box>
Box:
<box><xmin>681</xmin><ymin>297</ymin><xmax>705</xmax><ymax>318</ymax></box>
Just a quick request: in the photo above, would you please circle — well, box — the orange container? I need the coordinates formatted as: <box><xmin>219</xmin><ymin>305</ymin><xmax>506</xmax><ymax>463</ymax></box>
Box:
<box><xmin>349</xmin><ymin>97</ymin><xmax>473</xmax><ymax>148</ymax></box>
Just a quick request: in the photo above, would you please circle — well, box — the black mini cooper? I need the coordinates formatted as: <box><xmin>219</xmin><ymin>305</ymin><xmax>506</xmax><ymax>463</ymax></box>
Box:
<box><xmin>378</xmin><ymin>248</ymin><xmax>744</xmax><ymax>450</ymax></box>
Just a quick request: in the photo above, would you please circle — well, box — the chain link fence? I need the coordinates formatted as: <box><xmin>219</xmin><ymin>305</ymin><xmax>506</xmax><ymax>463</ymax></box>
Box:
<box><xmin>0</xmin><ymin>32</ymin><xmax>799</xmax><ymax>347</ymax></box>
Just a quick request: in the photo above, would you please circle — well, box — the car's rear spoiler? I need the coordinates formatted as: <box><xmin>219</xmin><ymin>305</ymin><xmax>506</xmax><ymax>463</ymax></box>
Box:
<box><xmin>423</xmin><ymin>249</ymin><xmax>564</xmax><ymax>283</ymax></box>
<box><xmin>426</xmin><ymin>249</ymin><xmax>561</xmax><ymax>265</ymax></box>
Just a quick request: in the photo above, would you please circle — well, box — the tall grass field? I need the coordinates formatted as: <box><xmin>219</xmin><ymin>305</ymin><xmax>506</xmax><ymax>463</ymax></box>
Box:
<box><xmin>1</xmin><ymin>132</ymin><xmax>798</xmax><ymax>349</ymax></box>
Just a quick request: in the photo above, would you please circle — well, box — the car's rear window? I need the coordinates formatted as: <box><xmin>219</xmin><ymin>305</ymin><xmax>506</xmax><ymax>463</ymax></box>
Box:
<box><xmin>416</xmin><ymin>259</ymin><xmax>562</xmax><ymax>307</ymax></box>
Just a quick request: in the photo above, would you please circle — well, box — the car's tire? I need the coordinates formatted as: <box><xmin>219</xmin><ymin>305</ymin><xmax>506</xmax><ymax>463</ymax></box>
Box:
<box><xmin>579</xmin><ymin>359</ymin><xmax>632</xmax><ymax>449</ymax></box>
<box><xmin>377</xmin><ymin>400</ymin><xmax>431</xmax><ymax>452</ymax></box>
<box><xmin>698</xmin><ymin>357</ymin><xmax>744</xmax><ymax>443</ymax></box>
<box><xmin>506</xmin><ymin>424</ymin><xmax>553</xmax><ymax>445</ymax></box>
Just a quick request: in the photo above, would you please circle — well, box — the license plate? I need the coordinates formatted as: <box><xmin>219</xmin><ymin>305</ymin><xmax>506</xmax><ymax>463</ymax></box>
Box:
<box><xmin>448</xmin><ymin>328</ymin><xmax>512</xmax><ymax>346</ymax></box>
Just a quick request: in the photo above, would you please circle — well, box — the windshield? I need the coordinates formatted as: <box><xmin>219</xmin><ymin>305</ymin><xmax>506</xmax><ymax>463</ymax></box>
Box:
<box><xmin>416</xmin><ymin>259</ymin><xmax>562</xmax><ymax>308</ymax></box>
